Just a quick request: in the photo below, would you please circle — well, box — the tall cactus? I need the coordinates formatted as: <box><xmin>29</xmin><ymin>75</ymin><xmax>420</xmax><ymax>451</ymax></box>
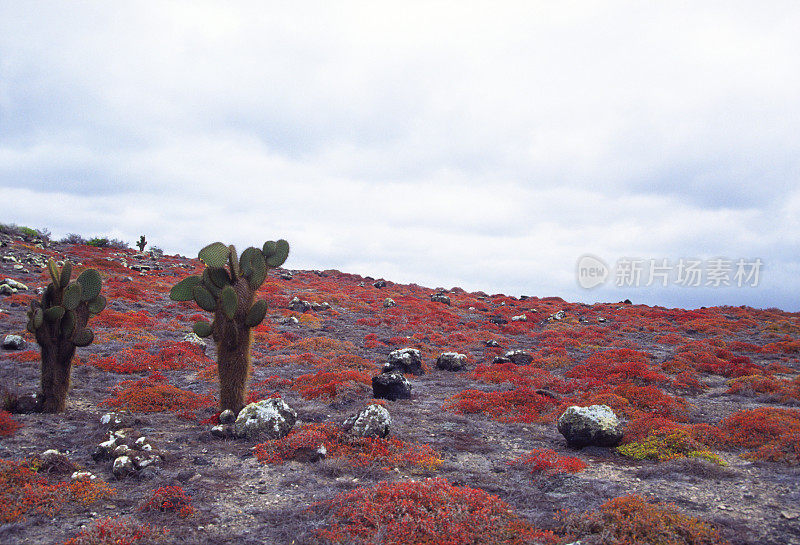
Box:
<box><xmin>170</xmin><ymin>239</ymin><xmax>289</xmax><ymax>413</ymax></box>
<box><xmin>136</xmin><ymin>235</ymin><xmax>147</xmax><ymax>252</ymax></box>
<box><xmin>25</xmin><ymin>259</ymin><xmax>106</xmax><ymax>412</ymax></box>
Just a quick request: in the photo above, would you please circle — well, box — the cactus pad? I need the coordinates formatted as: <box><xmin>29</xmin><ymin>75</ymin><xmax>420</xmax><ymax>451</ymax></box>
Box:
<box><xmin>170</xmin><ymin>275</ymin><xmax>202</xmax><ymax>301</ymax></box>
<box><xmin>44</xmin><ymin>305</ymin><xmax>65</xmax><ymax>322</ymax></box>
<box><xmin>73</xmin><ymin>328</ymin><xmax>94</xmax><ymax>347</ymax></box>
<box><xmin>48</xmin><ymin>259</ymin><xmax>61</xmax><ymax>288</ymax></box>
<box><xmin>88</xmin><ymin>295</ymin><xmax>107</xmax><ymax>315</ymax></box>
<box><xmin>193</xmin><ymin>321</ymin><xmax>213</xmax><ymax>337</ymax></box>
<box><xmin>221</xmin><ymin>285</ymin><xmax>238</xmax><ymax>320</ymax></box>
<box><xmin>192</xmin><ymin>284</ymin><xmax>217</xmax><ymax>312</ymax></box>
<box><xmin>62</xmin><ymin>282</ymin><xmax>82</xmax><ymax>311</ymax></box>
<box><xmin>265</xmin><ymin>239</ymin><xmax>290</xmax><ymax>268</ymax></box>
<box><xmin>199</xmin><ymin>242</ymin><xmax>230</xmax><ymax>268</ymax></box>
<box><xmin>60</xmin><ymin>261</ymin><xmax>72</xmax><ymax>287</ymax></box>
<box><xmin>77</xmin><ymin>269</ymin><xmax>103</xmax><ymax>301</ymax></box>
<box><xmin>207</xmin><ymin>267</ymin><xmax>230</xmax><ymax>288</ymax></box>
<box><xmin>62</xmin><ymin>310</ymin><xmax>76</xmax><ymax>337</ymax></box>
<box><xmin>245</xmin><ymin>300</ymin><xmax>268</xmax><ymax>327</ymax></box>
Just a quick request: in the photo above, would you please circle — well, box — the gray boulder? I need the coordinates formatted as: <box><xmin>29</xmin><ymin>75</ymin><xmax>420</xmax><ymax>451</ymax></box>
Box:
<box><xmin>436</xmin><ymin>352</ymin><xmax>467</xmax><ymax>371</ymax></box>
<box><xmin>385</xmin><ymin>348</ymin><xmax>424</xmax><ymax>375</ymax></box>
<box><xmin>557</xmin><ymin>405</ymin><xmax>623</xmax><ymax>448</ymax></box>
<box><xmin>234</xmin><ymin>398</ymin><xmax>297</xmax><ymax>439</ymax></box>
<box><xmin>342</xmin><ymin>404</ymin><xmax>391</xmax><ymax>438</ymax></box>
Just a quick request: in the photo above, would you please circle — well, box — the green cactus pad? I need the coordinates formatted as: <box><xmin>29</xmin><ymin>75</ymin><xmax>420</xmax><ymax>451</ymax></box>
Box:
<box><xmin>33</xmin><ymin>308</ymin><xmax>44</xmax><ymax>329</ymax></box>
<box><xmin>62</xmin><ymin>310</ymin><xmax>76</xmax><ymax>338</ymax></box>
<box><xmin>265</xmin><ymin>239</ymin><xmax>290</xmax><ymax>268</ymax></box>
<box><xmin>193</xmin><ymin>321</ymin><xmax>213</xmax><ymax>337</ymax></box>
<box><xmin>76</xmin><ymin>269</ymin><xmax>102</xmax><ymax>301</ymax></box>
<box><xmin>73</xmin><ymin>328</ymin><xmax>94</xmax><ymax>347</ymax></box>
<box><xmin>242</xmin><ymin>248</ymin><xmax>267</xmax><ymax>289</ymax></box>
<box><xmin>207</xmin><ymin>267</ymin><xmax>230</xmax><ymax>288</ymax></box>
<box><xmin>198</xmin><ymin>242</ymin><xmax>230</xmax><ymax>268</ymax></box>
<box><xmin>48</xmin><ymin>259</ymin><xmax>61</xmax><ymax>289</ymax></box>
<box><xmin>44</xmin><ymin>305</ymin><xmax>65</xmax><ymax>322</ymax></box>
<box><xmin>262</xmin><ymin>240</ymin><xmax>277</xmax><ymax>257</ymax></box>
<box><xmin>170</xmin><ymin>275</ymin><xmax>202</xmax><ymax>301</ymax></box>
<box><xmin>192</xmin><ymin>284</ymin><xmax>217</xmax><ymax>312</ymax></box>
<box><xmin>202</xmin><ymin>274</ymin><xmax>222</xmax><ymax>298</ymax></box>
<box><xmin>60</xmin><ymin>261</ymin><xmax>72</xmax><ymax>287</ymax></box>
<box><xmin>239</xmin><ymin>247</ymin><xmax>258</xmax><ymax>278</ymax></box>
<box><xmin>245</xmin><ymin>300</ymin><xmax>268</xmax><ymax>327</ymax></box>
<box><xmin>221</xmin><ymin>285</ymin><xmax>238</xmax><ymax>320</ymax></box>
<box><xmin>62</xmin><ymin>282</ymin><xmax>83</xmax><ymax>311</ymax></box>
<box><xmin>88</xmin><ymin>295</ymin><xmax>107</xmax><ymax>315</ymax></box>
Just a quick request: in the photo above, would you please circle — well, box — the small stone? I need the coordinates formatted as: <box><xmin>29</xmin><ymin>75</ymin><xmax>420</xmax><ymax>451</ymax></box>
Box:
<box><xmin>14</xmin><ymin>393</ymin><xmax>43</xmax><ymax>413</ymax></box>
<box><xmin>219</xmin><ymin>409</ymin><xmax>236</xmax><ymax>424</ymax></box>
<box><xmin>383</xmin><ymin>298</ymin><xmax>396</xmax><ymax>308</ymax></box>
<box><xmin>484</xmin><ymin>340</ymin><xmax>500</xmax><ymax>347</ymax></box>
<box><xmin>430</xmin><ymin>293</ymin><xmax>451</xmax><ymax>305</ymax></box>
<box><xmin>373</xmin><ymin>280</ymin><xmax>386</xmax><ymax>288</ymax></box>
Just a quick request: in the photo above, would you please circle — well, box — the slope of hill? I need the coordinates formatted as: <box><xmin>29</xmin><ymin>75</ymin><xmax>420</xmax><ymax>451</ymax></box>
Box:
<box><xmin>1</xmin><ymin>233</ymin><xmax>799</xmax><ymax>544</ymax></box>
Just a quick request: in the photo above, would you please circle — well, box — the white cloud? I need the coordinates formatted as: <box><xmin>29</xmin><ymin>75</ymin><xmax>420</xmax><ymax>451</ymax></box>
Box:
<box><xmin>2</xmin><ymin>1</ymin><xmax>799</xmax><ymax>309</ymax></box>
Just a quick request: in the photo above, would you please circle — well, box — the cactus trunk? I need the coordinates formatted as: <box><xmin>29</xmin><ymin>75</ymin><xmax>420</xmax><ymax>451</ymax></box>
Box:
<box><xmin>213</xmin><ymin>278</ymin><xmax>255</xmax><ymax>413</ymax></box>
<box><xmin>216</xmin><ymin>327</ymin><xmax>252</xmax><ymax>413</ymax></box>
<box><xmin>39</xmin><ymin>341</ymin><xmax>76</xmax><ymax>413</ymax></box>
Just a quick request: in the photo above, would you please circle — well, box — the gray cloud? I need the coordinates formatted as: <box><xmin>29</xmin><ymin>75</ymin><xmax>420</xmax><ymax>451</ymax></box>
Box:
<box><xmin>2</xmin><ymin>2</ymin><xmax>799</xmax><ymax>310</ymax></box>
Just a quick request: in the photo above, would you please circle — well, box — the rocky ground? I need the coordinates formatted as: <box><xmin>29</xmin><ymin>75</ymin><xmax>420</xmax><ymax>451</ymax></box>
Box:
<box><xmin>0</xmin><ymin>233</ymin><xmax>799</xmax><ymax>544</ymax></box>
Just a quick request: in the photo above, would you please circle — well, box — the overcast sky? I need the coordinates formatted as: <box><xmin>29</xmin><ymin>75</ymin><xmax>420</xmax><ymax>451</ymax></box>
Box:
<box><xmin>2</xmin><ymin>2</ymin><xmax>799</xmax><ymax>310</ymax></box>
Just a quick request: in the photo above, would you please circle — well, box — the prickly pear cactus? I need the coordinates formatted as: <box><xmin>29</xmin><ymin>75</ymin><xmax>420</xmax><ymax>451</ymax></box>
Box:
<box><xmin>26</xmin><ymin>259</ymin><xmax>106</xmax><ymax>412</ymax></box>
<box><xmin>136</xmin><ymin>235</ymin><xmax>147</xmax><ymax>252</ymax></box>
<box><xmin>170</xmin><ymin>239</ymin><xmax>289</xmax><ymax>413</ymax></box>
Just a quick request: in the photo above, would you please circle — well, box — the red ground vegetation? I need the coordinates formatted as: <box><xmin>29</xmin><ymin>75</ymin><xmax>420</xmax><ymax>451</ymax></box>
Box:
<box><xmin>313</xmin><ymin>478</ymin><xmax>559</xmax><ymax>545</ymax></box>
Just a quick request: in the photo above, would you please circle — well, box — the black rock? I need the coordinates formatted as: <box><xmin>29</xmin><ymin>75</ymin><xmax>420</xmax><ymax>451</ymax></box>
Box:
<box><xmin>372</xmin><ymin>371</ymin><xmax>411</xmax><ymax>401</ymax></box>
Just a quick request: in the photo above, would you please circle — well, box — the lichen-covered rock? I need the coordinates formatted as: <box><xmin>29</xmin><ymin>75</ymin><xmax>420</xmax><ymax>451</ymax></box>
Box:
<box><xmin>383</xmin><ymin>298</ymin><xmax>396</xmax><ymax>308</ymax></box>
<box><xmin>182</xmin><ymin>332</ymin><xmax>207</xmax><ymax>352</ymax></box>
<box><xmin>288</xmin><ymin>297</ymin><xmax>312</xmax><ymax>312</ymax></box>
<box><xmin>484</xmin><ymin>340</ymin><xmax>500</xmax><ymax>347</ymax></box>
<box><xmin>436</xmin><ymin>352</ymin><xmax>467</xmax><ymax>372</ymax></box>
<box><xmin>233</xmin><ymin>398</ymin><xmax>297</xmax><ymax>440</ymax></box>
<box><xmin>71</xmin><ymin>471</ymin><xmax>97</xmax><ymax>481</ymax></box>
<box><xmin>504</xmin><ymin>349</ymin><xmax>533</xmax><ymax>366</ymax></box>
<box><xmin>112</xmin><ymin>455</ymin><xmax>136</xmax><ymax>478</ymax></box>
<box><xmin>373</xmin><ymin>279</ymin><xmax>386</xmax><ymax>288</ymax></box>
<box><xmin>372</xmin><ymin>371</ymin><xmax>412</xmax><ymax>401</ymax></box>
<box><xmin>100</xmin><ymin>412</ymin><xmax>124</xmax><ymax>429</ymax></box>
<box><xmin>557</xmin><ymin>405</ymin><xmax>624</xmax><ymax>448</ymax></box>
<box><xmin>342</xmin><ymin>404</ymin><xmax>391</xmax><ymax>438</ymax></box>
<box><xmin>2</xmin><ymin>334</ymin><xmax>25</xmax><ymax>350</ymax></box>
<box><xmin>430</xmin><ymin>293</ymin><xmax>451</xmax><ymax>305</ymax></box>
<box><xmin>385</xmin><ymin>348</ymin><xmax>424</xmax><ymax>375</ymax></box>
